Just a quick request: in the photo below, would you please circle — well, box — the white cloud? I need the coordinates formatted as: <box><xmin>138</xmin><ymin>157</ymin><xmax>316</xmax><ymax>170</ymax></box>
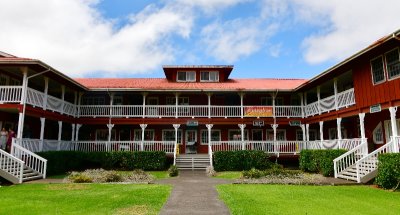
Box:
<box><xmin>290</xmin><ymin>0</ymin><xmax>400</xmax><ymax>64</ymax></box>
<box><xmin>176</xmin><ymin>0</ymin><xmax>251</xmax><ymax>13</ymax></box>
<box><xmin>200</xmin><ymin>18</ymin><xmax>278</xmax><ymax>63</ymax></box>
<box><xmin>0</xmin><ymin>0</ymin><xmax>193</xmax><ymax>77</ymax></box>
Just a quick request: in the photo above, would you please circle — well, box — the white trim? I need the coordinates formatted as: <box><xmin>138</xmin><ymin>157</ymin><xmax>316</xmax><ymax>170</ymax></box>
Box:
<box><xmin>177</xmin><ymin>71</ymin><xmax>196</xmax><ymax>82</ymax></box>
<box><xmin>162</xmin><ymin>129</ymin><xmax>183</xmax><ymax>144</ymax></box>
<box><xmin>133</xmin><ymin>129</ymin><xmax>155</xmax><ymax>141</ymax></box>
<box><xmin>370</xmin><ymin>55</ymin><xmax>386</xmax><ymax>85</ymax></box>
<box><xmin>200</xmin><ymin>71</ymin><xmax>219</xmax><ymax>82</ymax></box>
<box><xmin>266</xmin><ymin>129</ymin><xmax>286</xmax><ymax>141</ymax></box>
<box><xmin>373</xmin><ymin>122</ymin><xmax>384</xmax><ymax>144</ymax></box>
<box><xmin>200</xmin><ymin>129</ymin><xmax>221</xmax><ymax>145</ymax></box>
<box><xmin>384</xmin><ymin>119</ymin><xmax>400</xmax><ymax>143</ymax></box>
<box><xmin>228</xmin><ymin>129</ymin><xmax>249</xmax><ymax>141</ymax></box>
<box><xmin>185</xmin><ymin>129</ymin><xmax>197</xmax><ymax>143</ymax></box>
<box><xmin>385</xmin><ymin>47</ymin><xmax>400</xmax><ymax>80</ymax></box>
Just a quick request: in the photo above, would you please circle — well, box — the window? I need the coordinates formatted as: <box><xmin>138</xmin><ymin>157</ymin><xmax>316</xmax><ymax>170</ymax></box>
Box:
<box><xmin>228</xmin><ymin>130</ymin><xmax>249</xmax><ymax>141</ymax></box>
<box><xmin>373</xmin><ymin>122</ymin><xmax>383</xmax><ymax>144</ymax></box>
<box><xmin>177</xmin><ymin>71</ymin><xmax>195</xmax><ymax>82</ymax></box>
<box><xmin>166</xmin><ymin>97</ymin><xmax>189</xmax><ymax>105</ymax></box>
<box><xmin>162</xmin><ymin>130</ymin><xmax>182</xmax><ymax>144</ymax></box>
<box><xmin>266</xmin><ymin>129</ymin><xmax>286</xmax><ymax>141</ymax></box>
<box><xmin>134</xmin><ymin>129</ymin><xmax>155</xmax><ymax>141</ymax></box>
<box><xmin>384</xmin><ymin>119</ymin><xmax>400</xmax><ymax>143</ymax></box>
<box><xmin>371</xmin><ymin>56</ymin><xmax>385</xmax><ymax>84</ymax></box>
<box><xmin>200</xmin><ymin>71</ymin><xmax>219</xmax><ymax>82</ymax></box>
<box><xmin>261</xmin><ymin>97</ymin><xmax>283</xmax><ymax>106</ymax></box>
<box><xmin>385</xmin><ymin>48</ymin><xmax>400</xmax><ymax>79</ymax></box>
<box><xmin>200</xmin><ymin>130</ymin><xmax>221</xmax><ymax>145</ymax></box>
<box><xmin>308</xmin><ymin>130</ymin><xmax>318</xmax><ymax>141</ymax></box>
<box><xmin>252</xmin><ymin>129</ymin><xmax>263</xmax><ymax>141</ymax></box>
<box><xmin>296</xmin><ymin>130</ymin><xmax>304</xmax><ymax>141</ymax></box>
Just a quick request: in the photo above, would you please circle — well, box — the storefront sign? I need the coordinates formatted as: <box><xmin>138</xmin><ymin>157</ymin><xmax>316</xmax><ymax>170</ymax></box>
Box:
<box><xmin>244</xmin><ymin>106</ymin><xmax>273</xmax><ymax>117</ymax></box>
<box><xmin>370</xmin><ymin>104</ymin><xmax>381</xmax><ymax>113</ymax></box>
<box><xmin>253</xmin><ymin>120</ymin><xmax>265</xmax><ymax>127</ymax></box>
<box><xmin>289</xmin><ymin>120</ymin><xmax>301</xmax><ymax>126</ymax></box>
<box><xmin>186</xmin><ymin>120</ymin><xmax>198</xmax><ymax>126</ymax></box>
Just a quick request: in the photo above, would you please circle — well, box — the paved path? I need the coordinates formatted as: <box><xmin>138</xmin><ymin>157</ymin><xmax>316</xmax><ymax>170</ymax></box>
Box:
<box><xmin>157</xmin><ymin>171</ymin><xmax>232</xmax><ymax>215</ymax></box>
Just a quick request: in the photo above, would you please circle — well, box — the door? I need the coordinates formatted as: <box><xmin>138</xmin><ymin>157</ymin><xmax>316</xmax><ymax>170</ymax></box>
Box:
<box><xmin>185</xmin><ymin>130</ymin><xmax>198</xmax><ymax>154</ymax></box>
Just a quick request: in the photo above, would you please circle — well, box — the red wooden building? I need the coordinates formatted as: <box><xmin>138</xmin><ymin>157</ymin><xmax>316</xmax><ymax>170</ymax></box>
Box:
<box><xmin>1</xmin><ymin>30</ymin><xmax>400</xmax><ymax>183</ymax></box>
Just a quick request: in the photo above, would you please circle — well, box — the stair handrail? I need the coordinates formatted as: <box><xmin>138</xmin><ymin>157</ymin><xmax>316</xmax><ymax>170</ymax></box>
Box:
<box><xmin>333</xmin><ymin>138</ymin><xmax>368</xmax><ymax>178</ymax></box>
<box><xmin>11</xmin><ymin>139</ymin><xmax>47</xmax><ymax>178</ymax></box>
<box><xmin>0</xmin><ymin>149</ymin><xmax>24</xmax><ymax>183</ymax></box>
<box><xmin>354</xmin><ymin>137</ymin><xmax>395</xmax><ymax>183</ymax></box>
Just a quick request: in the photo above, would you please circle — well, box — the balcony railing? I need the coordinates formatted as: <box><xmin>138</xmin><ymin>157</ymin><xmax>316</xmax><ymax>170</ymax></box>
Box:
<box><xmin>0</xmin><ymin>86</ymin><xmax>356</xmax><ymax>119</ymax></box>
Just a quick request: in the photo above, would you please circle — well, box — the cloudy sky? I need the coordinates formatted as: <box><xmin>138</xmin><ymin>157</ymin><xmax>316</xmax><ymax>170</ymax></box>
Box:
<box><xmin>0</xmin><ymin>0</ymin><xmax>399</xmax><ymax>78</ymax></box>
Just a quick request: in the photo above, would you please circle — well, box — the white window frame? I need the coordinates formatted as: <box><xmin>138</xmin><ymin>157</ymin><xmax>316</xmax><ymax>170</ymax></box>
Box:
<box><xmin>134</xmin><ymin>129</ymin><xmax>155</xmax><ymax>141</ymax></box>
<box><xmin>370</xmin><ymin>55</ymin><xmax>386</xmax><ymax>85</ymax></box>
<box><xmin>177</xmin><ymin>71</ymin><xmax>196</xmax><ymax>82</ymax></box>
<box><xmin>384</xmin><ymin>119</ymin><xmax>400</xmax><ymax>143</ymax></box>
<box><xmin>373</xmin><ymin>122</ymin><xmax>384</xmax><ymax>144</ymax></box>
<box><xmin>266</xmin><ymin>129</ymin><xmax>286</xmax><ymax>141</ymax></box>
<box><xmin>385</xmin><ymin>48</ymin><xmax>400</xmax><ymax>80</ymax></box>
<box><xmin>228</xmin><ymin>129</ymin><xmax>249</xmax><ymax>141</ymax></box>
<box><xmin>200</xmin><ymin>71</ymin><xmax>219</xmax><ymax>82</ymax></box>
<box><xmin>200</xmin><ymin>129</ymin><xmax>221</xmax><ymax>145</ymax></box>
<box><xmin>162</xmin><ymin>129</ymin><xmax>183</xmax><ymax>144</ymax></box>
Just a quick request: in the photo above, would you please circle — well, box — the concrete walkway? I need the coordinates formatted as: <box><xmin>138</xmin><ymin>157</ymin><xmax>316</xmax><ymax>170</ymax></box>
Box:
<box><xmin>157</xmin><ymin>171</ymin><xmax>232</xmax><ymax>215</ymax></box>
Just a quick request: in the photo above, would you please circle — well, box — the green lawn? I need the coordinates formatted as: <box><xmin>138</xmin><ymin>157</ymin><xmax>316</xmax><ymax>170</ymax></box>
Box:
<box><xmin>217</xmin><ymin>185</ymin><xmax>400</xmax><ymax>215</ymax></box>
<box><xmin>147</xmin><ymin>171</ymin><xmax>169</xmax><ymax>179</ymax></box>
<box><xmin>214</xmin><ymin>171</ymin><xmax>242</xmax><ymax>179</ymax></box>
<box><xmin>0</xmin><ymin>184</ymin><xmax>171</xmax><ymax>215</ymax></box>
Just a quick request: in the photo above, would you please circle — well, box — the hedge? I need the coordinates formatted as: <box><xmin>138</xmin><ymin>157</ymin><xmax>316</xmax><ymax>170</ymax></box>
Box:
<box><xmin>299</xmin><ymin>149</ymin><xmax>347</xmax><ymax>177</ymax></box>
<box><xmin>375</xmin><ymin>153</ymin><xmax>400</xmax><ymax>190</ymax></box>
<box><xmin>37</xmin><ymin>151</ymin><xmax>167</xmax><ymax>175</ymax></box>
<box><xmin>213</xmin><ymin>150</ymin><xmax>272</xmax><ymax>171</ymax></box>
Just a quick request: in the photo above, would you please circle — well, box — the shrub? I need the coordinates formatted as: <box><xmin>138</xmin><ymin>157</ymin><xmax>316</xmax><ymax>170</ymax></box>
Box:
<box><xmin>242</xmin><ymin>166</ymin><xmax>302</xmax><ymax>179</ymax></box>
<box><xmin>126</xmin><ymin>169</ymin><xmax>154</xmax><ymax>183</ymax></box>
<box><xmin>213</xmin><ymin>150</ymin><xmax>272</xmax><ymax>171</ymax></box>
<box><xmin>38</xmin><ymin>151</ymin><xmax>167</xmax><ymax>175</ymax></box>
<box><xmin>242</xmin><ymin>168</ymin><xmax>263</xmax><ymax>179</ymax></box>
<box><xmin>168</xmin><ymin>165</ymin><xmax>179</xmax><ymax>177</ymax></box>
<box><xmin>68</xmin><ymin>173</ymin><xmax>93</xmax><ymax>183</ymax></box>
<box><xmin>299</xmin><ymin>149</ymin><xmax>346</xmax><ymax>177</ymax></box>
<box><xmin>102</xmin><ymin>171</ymin><xmax>123</xmax><ymax>182</ymax></box>
<box><xmin>375</xmin><ymin>153</ymin><xmax>400</xmax><ymax>190</ymax></box>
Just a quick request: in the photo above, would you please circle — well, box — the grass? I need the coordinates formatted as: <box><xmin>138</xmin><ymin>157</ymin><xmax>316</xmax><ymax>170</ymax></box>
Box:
<box><xmin>214</xmin><ymin>171</ymin><xmax>242</xmax><ymax>179</ymax></box>
<box><xmin>0</xmin><ymin>184</ymin><xmax>171</xmax><ymax>215</ymax></box>
<box><xmin>217</xmin><ymin>185</ymin><xmax>400</xmax><ymax>215</ymax></box>
<box><xmin>147</xmin><ymin>171</ymin><xmax>169</xmax><ymax>179</ymax></box>
<box><xmin>47</xmin><ymin>174</ymin><xmax>68</xmax><ymax>179</ymax></box>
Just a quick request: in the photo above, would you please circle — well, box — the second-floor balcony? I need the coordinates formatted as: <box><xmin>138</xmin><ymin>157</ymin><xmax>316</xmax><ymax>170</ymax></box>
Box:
<box><xmin>0</xmin><ymin>86</ymin><xmax>356</xmax><ymax>119</ymax></box>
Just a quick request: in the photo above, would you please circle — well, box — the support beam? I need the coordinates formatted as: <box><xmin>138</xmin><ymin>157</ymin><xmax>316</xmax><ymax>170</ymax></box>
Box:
<box><xmin>39</xmin><ymin>117</ymin><xmax>45</xmax><ymax>151</ymax></box>
<box><xmin>206</xmin><ymin>124</ymin><xmax>213</xmax><ymax>167</ymax></box>
<box><xmin>238</xmin><ymin>124</ymin><xmax>246</xmax><ymax>150</ymax></box>
<box><xmin>58</xmin><ymin>121</ymin><xmax>63</xmax><ymax>141</ymax></box>
<box><xmin>140</xmin><ymin>124</ymin><xmax>147</xmax><ymax>151</ymax></box>
<box><xmin>60</xmin><ymin>85</ymin><xmax>65</xmax><ymax>114</ymax></box>
<box><xmin>334</xmin><ymin>78</ymin><xmax>338</xmax><ymax>110</ymax></box>
<box><xmin>16</xmin><ymin>112</ymin><xmax>24</xmax><ymax>139</ymax></box>
<box><xmin>43</xmin><ymin>77</ymin><xmax>49</xmax><ymax>110</ymax></box>
<box><xmin>319</xmin><ymin>121</ymin><xmax>324</xmax><ymax>141</ymax></box>
<box><xmin>336</xmin><ymin>117</ymin><xmax>342</xmax><ymax>149</ymax></box>
<box><xmin>20</xmin><ymin>67</ymin><xmax>28</xmax><ymax>105</ymax></box>
<box><xmin>77</xmin><ymin>92</ymin><xmax>83</xmax><ymax>117</ymax></box>
<box><xmin>300</xmin><ymin>124</ymin><xmax>306</xmax><ymax>150</ymax></box>
<box><xmin>175</xmin><ymin>93</ymin><xmax>179</xmax><ymax>119</ymax></box>
<box><xmin>207</xmin><ymin>93</ymin><xmax>212</xmax><ymax>119</ymax></box>
<box><xmin>299</xmin><ymin>93</ymin><xmax>304</xmax><ymax>118</ymax></box>
<box><xmin>271</xmin><ymin>124</ymin><xmax>278</xmax><ymax>154</ymax></box>
<box><xmin>389</xmin><ymin>107</ymin><xmax>399</xmax><ymax>152</ymax></box>
<box><xmin>107</xmin><ymin>123</ymin><xmax>114</xmax><ymax>151</ymax></box>
<box><xmin>71</xmin><ymin>124</ymin><xmax>76</xmax><ymax>141</ymax></box>
<box><xmin>306</xmin><ymin>124</ymin><xmax>310</xmax><ymax>141</ymax></box>
<box><xmin>239</xmin><ymin>93</ymin><xmax>244</xmax><ymax>119</ymax></box>
<box><xmin>317</xmin><ymin>86</ymin><xmax>321</xmax><ymax>115</ymax></box>
<box><xmin>359</xmin><ymin>113</ymin><xmax>366</xmax><ymax>139</ymax></box>
<box><xmin>173</xmin><ymin>124</ymin><xmax>180</xmax><ymax>165</ymax></box>
<box><xmin>142</xmin><ymin>93</ymin><xmax>148</xmax><ymax>118</ymax></box>
<box><xmin>75</xmin><ymin>124</ymin><xmax>82</xmax><ymax>142</ymax></box>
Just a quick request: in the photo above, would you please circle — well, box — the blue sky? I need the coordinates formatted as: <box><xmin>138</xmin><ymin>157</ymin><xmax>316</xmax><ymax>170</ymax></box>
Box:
<box><xmin>0</xmin><ymin>0</ymin><xmax>399</xmax><ymax>79</ymax></box>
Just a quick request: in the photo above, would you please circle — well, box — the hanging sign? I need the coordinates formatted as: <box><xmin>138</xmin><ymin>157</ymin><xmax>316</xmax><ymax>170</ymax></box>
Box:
<box><xmin>186</xmin><ymin>120</ymin><xmax>198</xmax><ymax>126</ymax></box>
<box><xmin>253</xmin><ymin>120</ymin><xmax>265</xmax><ymax>127</ymax></box>
<box><xmin>370</xmin><ymin>104</ymin><xmax>381</xmax><ymax>113</ymax></box>
<box><xmin>244</xmin><ymin>106</ymin><xmax>273</xmax><ymax>117</ymax></box>
<box><xmin>289</xmin><ymin>120</ymin><xmax>301</xmax><ymax>126</ymax></box>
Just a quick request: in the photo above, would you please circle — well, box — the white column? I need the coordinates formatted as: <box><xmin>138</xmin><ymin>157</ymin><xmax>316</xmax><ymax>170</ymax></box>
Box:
<box><xmin>207</xmin><ymin>93</ymin><xmax>212</xmax><ymax>118</ymax></box>
<box><xmin>16</xmin><ymin>112</ymin><xmax>24</xmax><ymax>138</ymax></box>
<box><xmin>57</xmin><ymin>121</ymin><xmax>62</xmax><ymax>150</ymax></box>
<box><xmin>299</xmin><ymin>93</ymin><xmax>304</xmax><ymax>118</ymax></box>
<box><xmin>389</xmin><ymin>107</ymin><xmax>398</xmax><ymax>137</ymax></box>
<box><xmin>271</xmin><ymin>93</ymin><xmax>276</xmax><ymax>118</ymax></box>
<box><xmin>107</xmin><ymin>123</ymin><xmax>114</xmax><ymax>151</ymax></box>
<box><xmin>73</xmin><ymin>92</ymin><xmax>78</xmax><ymax>117</ymax></box>
<box><xmin>77</xmin><ymin>92</ymin><xmax>83</xmax><ymax>117</ymax></box>
<box><xmin>319</xmin><ymin>121</ymin><xmax>324</xmax><ymax>141</ymax></box>
<box><xmin>140</xmin><ymin>124</ymin><xmax>147</xmax><ymax>151</ymax></box>
<box><xmin>142</xmin><ymin>93</ymin><xmax>147</xmax><ymax>118</ymax></box>
<box><xmin>75</xmin><ymin>124</ymin><xmax>82</xmax><ymax>142</ymax></box>
<box><xmin>43</xmin><ymin>77</ymin><xmax>49</xmax><ymax>110</ymax></box>
<box><xmin>238</xmin><ymin>124</ymin><xmax>246</xmax><ymax>150</ymax></box>
<box><xmin>20</xmin><ymin>67</ymin><xmax>28</xmax><ymax>105</ymax></box>
<box><xmin>317</xmin><ymin>86</ymin><xmax>321</xmax><ymax>115</ymax></box>
<box><xmin>39</xmin><ymin>117</ymin><xmax>45</xmax><ymax>151</ymax></box>
<box><xmin>300</xmin><ymin>124</ymin><xmax>306</xmax><ymax>150</ymax></box>
<box><xmin>239</xmin><ymin>93</ymin><xmax>244</xmax><ymax>118</ymax></box>
<box><xmin>306</xmin><ymin>124</ymin><xmax>310</xmax><ymax>141</ymax></box>
<box><xmin>206</xmin><ymin>124</ymin><xmax>213</xmax><ymax>166</ymax></box>
<box><xmin>271</xmin><ymin>124</ymin><xmax>278</xmax><ymax>154</ymax></box>
<box><xmin>334</xmin><ymin>78</ymin><xmax>338</xmax><ymax>110</ymax></box>
<box><xmin>71</xmin><ymin>124</ymin><xmax>76</xmax><ymax>141</ymax></box>
<box><xmin>60</xmin><ymin>85</ymin><xmax>65</xmax><ymax>114</ymax></box>
<box><xmin>359</xmin><ymin>113</ymin><xmax>366</xmax><ymax>139</ymax></box>
<box><xmin>336</xmin><ymin>118</ymin><xmax>342</xmax><ymax>149</ymax></box>
<box><xmin>175</xmin><ymin>93</ymin><xmax>179</xmax><ymax>119</ymax></box>
<box><xmin>173</xmin><ymin>124</ymin><xmax>180</xmax><ymax>165</ymax></box>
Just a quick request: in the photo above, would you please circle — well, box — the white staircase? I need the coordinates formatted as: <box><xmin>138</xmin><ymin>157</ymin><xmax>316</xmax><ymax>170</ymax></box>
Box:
<box><xmin>0</xmin><ymin>141</ymin><xmax>47</xmax><ymax>184</ymax></box>
<box><xmin>334</xmin><ymin>137</ymin><xmax>399</xmax><ymax>183</ymax></box>
<box><xmin>175</xmin><ymin>154</ymin><xmax>211</xmax><ymax>170</ymax></box>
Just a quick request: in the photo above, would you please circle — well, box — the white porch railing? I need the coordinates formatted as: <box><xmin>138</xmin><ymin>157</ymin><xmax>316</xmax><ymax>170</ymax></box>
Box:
<box><xmin>304</xmin><ymin>102</ymin><xmax>319</xmax><ymax>117</ymax></box>
<box><xmin>145</xmin><ymin>105</ymin><xmax>175</xmax><ymax>118</ymax></box>
<box><xmin>112</xmin><ymin>105</ymin><xmax>142</xmax><ymax>117</ymax></box>
<box><xmin>211</xmin><ymin>106</ymin><xmax>242</xmax><ymax>117</ymax></box>
<box><xmin>79</xmin><ymin>105</ymin><xmax>109</xmax><ymax>117</ymax></box>
<box><xmin>337</xmin><ymin>88</ymin><xmax>355</xmax><ymax>109</ymax></box>
<box><xmin>26</xmin><ymin>88</ymin><xmax>45</xmax><ymax>108</ymax></box>
<box><xmin>178</xmin><ymin>105</ymin><xmax>208</xmax><ymax>117</ymax></box>
<box><xmin>274</xmin><ymin>106</ymin><xmax>303</xmax><ymax>117</ymax></box>
<box><xmin>305</xmin><ymin>88</ymin><xmax>355</xmax><ymax>117</ymax></box>
<box><xmin>11</xmin><ymin>140</ymin><xmax>47</xmax><ymax>178</ymax></box>
<box><xmin>333</xmin><ymin>138</ymin><xmax>368</xmax><ymax>179</ymax></box>
<box><xmin>0</xmin><ymin>148</ymin><xmax>24</xmax><ymax>183</ymax></box>
<box><xmin>0</xmin><ymin>86</ymin><xmax>22</xmax><ymax>103</ymax></box>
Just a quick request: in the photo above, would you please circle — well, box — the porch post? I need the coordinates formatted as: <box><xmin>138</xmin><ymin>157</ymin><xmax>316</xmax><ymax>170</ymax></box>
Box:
<box><xmin>109</xmin><ymin>92</ymin><xmax>114</xmax><ymax>117</ymax></box>
<box><xmin>337</xmin><ymin>117</ymin><xmax>342</xmax><ymax>149</ymax></box>
<box><xmin>299</xmin><ymin>93</ymin><xmax>304</xmax><ymax>118</ymax></box>
<box><xmin>57</xmin><ymin>121</ymin><xmax>62</xmax><ymax>151</ymax></box>
<box><xmin>239</xmin><ymin>92</ymin><xmax>244</xmax><ymax>119</ymax></box>
<box><xmin>16</xmin><ymin>112</ymin><xmax>24</xmax><ymax>139</ymax></box>
<box><xmin>300</xmin><ymin>124</ymin><xmax>306</xmax><ymax>150</ymax></box>
<box><xmin>175</xmin><ymin>93</ymin><xmax>179</xmax><ymax>119</ymax></box>
<box><xmin>73</xmin><ymin>92</ymin><xmax>78</xmax><ymax>116</ymax></box>
<box><xmin>306</xmin><ymin>123</ymin><xmax>310</xmax><ymax>149</ymax></box>
<box><xmin>334</xmin><ymin>78</ymin><xmax>338</xmax><ymax>110</ymax></box>
<box><xmin>206</xmin><ymin>124</ymin><xmax>213</xmax><ymax>167</ymax></box>
<box><xmin>317</xmin><ymin>86</ymin><xmax>321</xmax><ymax>115</ymax></box>
<box><xmin>142</xmin><ymin>92</ymin><xmax>147</xmax><ymax>118</ymax></box>
<box><xmin>389</xmin><ymin>107</ymin><xmax>398</xmax><ymax>152</ymax></box>
<box><xmin>238</xmin><ymin>124</ymin><xmax>246</xmax><ymax>150</ymax></box>
<box><xmin>319</xmin><ymin>121</ymin><xmax>324</xmax><ymax>148</ymax></box>
<box><xmin>207</xmin><ymin>93</ymin><xmax>212</xmax><ymax>118</ymax></box>
<box><xmin>60</xmin><ymin>85</ymin><xmax>65</xmax><ymax>114</ymax></box>
<box><xmin>71</xmin><ymin>124</ymin><xmax>75</xmax><ymax>141</ymax></box>
<box><xmin>17</xmin><ymin>68</ymin><xmax>28</xmax><ymax>138</ymax></box>
<box><xmin>173</xmin><ymin>124</ymin><xmax>180</xmax><ymax>165</ymax></box>
<box><xmin>107</xmin><ymin>123</ymin><xmax>114</xmax><ymax>151</ymax></box>
<box><xmin>43</xmin><ymin>77</ymin><xmax>49</xmax><ymax>110</ymax></box>
<box><xmin>358</xmin><ymin>113</ymin><xmax>366</xmax><ymax>139</ymax></box>
<box><xmin>75</xmin><ymin>124</ymin><xmax>82</xmax><ymax>142</ymax></box>
<box><xmin>39</xmin><ymin>117</ymin><xmax>45</xmax><ymax>151</ymax></box>
<box><xmin>272</xmin><ymin>124</ymin><xmax>278</xmax><ymax>155</ymax></box>
<box><xmin>140</xmin><ymin>124</ymin><xmax>147</xmax><ymax>151</ymax></box>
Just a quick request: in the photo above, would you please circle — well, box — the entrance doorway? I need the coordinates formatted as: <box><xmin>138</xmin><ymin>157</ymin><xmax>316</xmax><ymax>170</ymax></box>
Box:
<box><xmin>185</xmin><ymin>130</ymin><xmax>197</xmax><ymax>154</ymax></box>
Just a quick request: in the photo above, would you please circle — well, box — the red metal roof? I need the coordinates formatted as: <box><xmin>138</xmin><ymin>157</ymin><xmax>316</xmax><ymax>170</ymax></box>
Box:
<box><xmin>74</xmin><ymin>78</ymin><xmax>307</xmax><ymax>91</ymax></box>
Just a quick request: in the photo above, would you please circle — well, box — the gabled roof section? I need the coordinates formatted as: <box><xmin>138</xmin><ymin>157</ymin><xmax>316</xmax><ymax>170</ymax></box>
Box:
<box><xmin>0</xmin><ymin>51</ymin><xmax>17</xmax><ymax>58</ymax></box>
<box><xmin>74</xmin><ymin>77</ymin><xmax>306</xmax><ymax>92</ymax></box>
<box><xmin>163</xmin><ymin>65</ymin><xmax>234</xmax><ymax>81</ymax></box>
